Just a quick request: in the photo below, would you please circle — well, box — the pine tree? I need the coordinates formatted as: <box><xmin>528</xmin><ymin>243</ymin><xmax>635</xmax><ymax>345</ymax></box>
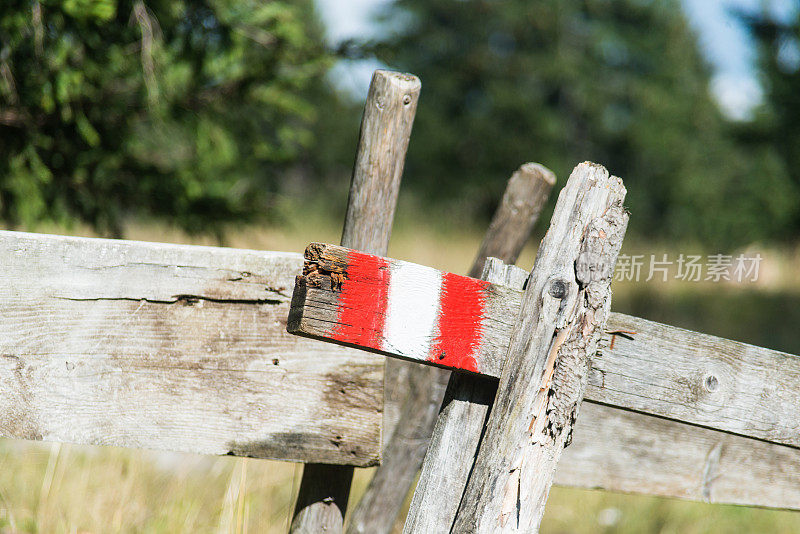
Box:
<box><xmin>738</xmin><ymin>7</ymin><xmax>800</xmax><ymax>240</ymax></box>
<box><xmin>364</xmin><ymin>0</ymin><xmax>795</xmax><ymax>246</ymax></box>
<box><xmin>0</xmin><ymin>0</ymin><xmax>330</xmax><ymax>237</ymax></box>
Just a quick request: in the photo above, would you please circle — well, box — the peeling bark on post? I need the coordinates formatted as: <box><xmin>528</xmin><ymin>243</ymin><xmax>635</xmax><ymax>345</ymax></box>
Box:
<box><xmin>290</xmin><ymin>69</ymin><xmax>420</xmax><ymax>534</ymax></box>
<box><xmin>347</xmin><ymin>164</ymin><xmax>555</xmax><ymax>534</ymax></box>
<box><xmin>451</xmin><ymin>162</ymin><xmax>628</xmax><ymax>533</ymax></box>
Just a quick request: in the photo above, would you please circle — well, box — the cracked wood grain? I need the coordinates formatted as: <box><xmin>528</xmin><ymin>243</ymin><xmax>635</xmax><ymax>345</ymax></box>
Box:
<box><xmin>0</xmin><ymin>230</ymin><xmax>382</xmax><ymax>466</ymax></box>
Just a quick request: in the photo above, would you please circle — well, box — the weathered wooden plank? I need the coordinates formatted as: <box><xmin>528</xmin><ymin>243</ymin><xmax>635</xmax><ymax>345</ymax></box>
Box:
<box><xmin>404</xmin><ymin>259</ymin><xmax>529</xmax><ymax>534</ymax></box>
<box><xmin>594</xmin><ymin>313</ymin><xmax>800</xmax><ymax>451</ymax></box>
<box><xmin>6</xmin><ymin>230</ymin><xmax>800</xmax><ymax>512</ymax></box>
<box><xmin>289</xmin><ymin>247</ymin><xmax>800</xmax><ymax>451</ymax></box>
<box><xmin>0</xmin><ymin>230</ymin><xmax>383</xmax><ymax>466</ymax></box>
<box><xmin>291</xmin><ymin>68</ymin><xmax>421</xmax><ymax>534</ymax></box>
<box><xmin>401</xmin><ymin>362</ymin><xmax>800</xmax><ymax>515</ymax></box>
<box><xmin>452</xmin><ymin>162</ymin><xmax>628</xmax><ymax>533</ymax></box>
<box><xmin>558</xmin><ymin>402</ymin><xmax>800</xmax><ymax>510</ymax></box>
<box><xmin>288</xmin><ymin>242</ymin><xmax>520</xmax><ymax>375</ymax></box>
<box><xmin>350</xmin><ymin>163</ymin><xmax>555</xmax><ymax>534</ymax></box>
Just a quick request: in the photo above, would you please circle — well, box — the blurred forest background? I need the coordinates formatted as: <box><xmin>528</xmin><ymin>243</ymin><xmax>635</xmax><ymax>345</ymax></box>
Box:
<box><xmin>2</xmin><ymin>0</ymin><xmax>800</xmax><ymax>247</ymax></box>
<box><xmin>2</xmin><ymin>0</ymin><xmax>800</xmax><ymax>533</ymax></box>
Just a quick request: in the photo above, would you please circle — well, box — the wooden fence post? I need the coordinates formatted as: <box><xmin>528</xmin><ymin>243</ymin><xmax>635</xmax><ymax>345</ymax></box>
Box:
<box><xmin>451</xmin><ymin>162</ymin><xmax>628</xmax><ymax>533</ymax></box>
<box><xmin>346</xmin><ymin>163</ymin><xmax>555</xmax><ymax>534</ymax></box>
<box><xmin>289</xmin><ymin>69</ymin><xmax>420</xmax><ymax>533</ymax></box>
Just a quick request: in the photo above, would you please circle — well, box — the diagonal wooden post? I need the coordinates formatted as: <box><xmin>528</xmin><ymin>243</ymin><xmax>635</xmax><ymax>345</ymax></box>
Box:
<box><xmin>346</xmin><ymin>163</ymin><xmax>555</xmax><ymax>534</ymax></box>
<box><xmin>451</xmin><ymin>162</ymin><xmax>628</xmax><ymax>533</ymax></box>
<box><xmin>289</xmin><ymin>69</ymin><xmax>420</xmax><ymax>533</ymax></box>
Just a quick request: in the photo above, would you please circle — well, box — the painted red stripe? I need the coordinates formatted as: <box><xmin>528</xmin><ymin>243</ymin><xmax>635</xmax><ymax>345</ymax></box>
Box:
<box><xmin>429</xmin><ymin>273</ymin><xmax>489</xmax><ymax>373</ymax></box>
<box><xmin>332</xmin><ymin>250</ymin><xmax>390</xmax><ymax>349</ymax></box>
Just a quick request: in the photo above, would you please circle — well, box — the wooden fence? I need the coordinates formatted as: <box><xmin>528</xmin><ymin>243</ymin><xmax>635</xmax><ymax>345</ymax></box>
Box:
<box><xmin>1</xmin><ymin>69</ymin><xmax>799</xmax><ymax>533</ymax></box>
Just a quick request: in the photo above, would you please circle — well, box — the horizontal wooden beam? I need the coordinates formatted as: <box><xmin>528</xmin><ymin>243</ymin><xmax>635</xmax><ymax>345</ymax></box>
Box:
<box><xmin>560</xmin><ymin>402</ymin><xmax>800</xmax><ymax>510</ymax></box>
<box><xmin>4</xmin><ymin>230</ymin><xmax>800</xmax><ymax>511</ymax></box>
<box><xmin>593</xmin><ymin>313</ymin><xmax>800</xmax><ymax>450</ymax></box>
<box><xmin>0</xmin><ymin>231</ymin><xmax>383</xmax><ymax>467</ymax></box>
<box><xmin>289</xmin><ymin>243</ymin><xmax>800</xmax><ymax>450</ymax></box>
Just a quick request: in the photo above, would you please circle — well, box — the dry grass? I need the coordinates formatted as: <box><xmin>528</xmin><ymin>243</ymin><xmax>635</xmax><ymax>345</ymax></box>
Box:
<box><xmin>0</xmin><ymin>439</ymin><xmax>305</xmax><ymax>533</ymax></box>
<box><xmin>2</xmin><ymin>215</ymin><xmax>800</xmax><ymax>533</ymax></box>
<box><xmin>3</xmin><ymin>439</ymin><xmax>800</xmax><ymax>534</ymax></box>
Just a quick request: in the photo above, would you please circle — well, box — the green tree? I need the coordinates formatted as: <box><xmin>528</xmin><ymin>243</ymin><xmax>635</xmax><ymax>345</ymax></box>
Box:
<box><xmin>359</xmin><ymin>0</ymin><xmax>795</xmax><ymax>246</ymax></box>
<box><xmin>0</xmin><ymin>0</ymin><xmax>329</xmax><ymax>237</ymax></box>
<box><xmin>738</xmin><ymin>6</ymin><xmax>800</xmax><ymax>240</ymax></box>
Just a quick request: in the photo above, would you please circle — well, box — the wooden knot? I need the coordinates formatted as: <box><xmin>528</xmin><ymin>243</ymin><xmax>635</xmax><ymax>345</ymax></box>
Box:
<box><xmin>704</xmin><ymin>375</ymin><xmax>719</xmax><ymax>393</ymax></box>
<box><xmin>549</xmin><ymin>280</ymin><xmax>568</xmax><ymax>299</ymax></box>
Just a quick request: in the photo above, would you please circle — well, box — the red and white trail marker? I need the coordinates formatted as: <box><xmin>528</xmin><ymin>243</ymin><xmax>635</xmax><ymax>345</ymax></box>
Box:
<box><xmin>288</xmin><ymin>243</ymin><xmax>522</xmax><ymax>377</ymax></box>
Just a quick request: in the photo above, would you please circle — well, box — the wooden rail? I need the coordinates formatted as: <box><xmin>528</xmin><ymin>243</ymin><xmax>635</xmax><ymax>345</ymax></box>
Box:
<box><xmin>0</xmin><ymin>230</ymin><xmax>383</xmax><ymax>466</ymax></box>
<box><xmin>2</xmin><ymin>229</ymin><xmax>800</xmax><ymax>511</ymax></box>
<box><xmin>560</xmin><ymin>402</ymin><xmax>800</xmax><ymax>510</ymax></box>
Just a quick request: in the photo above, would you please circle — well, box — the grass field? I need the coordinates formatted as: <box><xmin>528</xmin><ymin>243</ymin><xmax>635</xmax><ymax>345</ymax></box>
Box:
<box><xmin>2</xmin><ymin>213</ymin><xmax>800</xmax><ymax>533</ymax></box>
<box><xmin>4</xmin><ymin>438</ymin><xmax>800</xmax><ymax>534</ymax></box>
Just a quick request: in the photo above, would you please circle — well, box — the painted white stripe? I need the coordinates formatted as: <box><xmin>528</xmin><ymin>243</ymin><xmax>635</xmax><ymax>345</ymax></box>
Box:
<box><xmin>383</xmin><ymin>261</ymin><xmax>442</xmax><ymax>358</ymax></box>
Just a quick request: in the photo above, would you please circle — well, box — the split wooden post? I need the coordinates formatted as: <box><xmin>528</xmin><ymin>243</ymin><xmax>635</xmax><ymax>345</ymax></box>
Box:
<box><xmin>346</xmin><ymin>364</ymin><xmax>448</xmax><ymax>534</ymax></box>
<box><xmin>346</xmin><ymin>163</ymin><xmax>555</xmax><ymax>534</ymax></box>
<box><xmin>451</xmin><ymin>162</ymin><xmax>628</xmax><ymax>533</ymax></box>
<box><xmin>289</xmin><ymin>69</ymin><xmax>420</xmax><ymax>534</ymax></box>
